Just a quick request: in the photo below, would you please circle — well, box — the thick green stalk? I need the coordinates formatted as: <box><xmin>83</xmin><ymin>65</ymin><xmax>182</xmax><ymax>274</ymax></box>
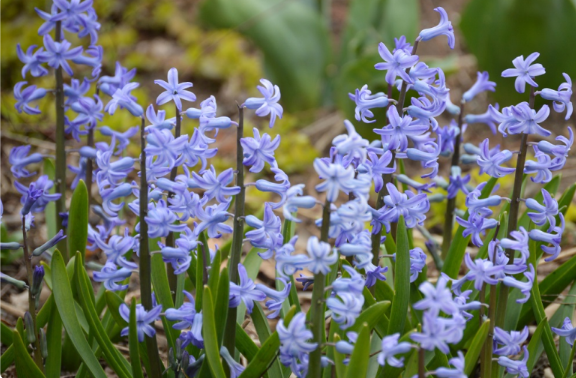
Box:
<box><xmin>138</xmin><ymin>117</ymin><xmax>164</xmax><ymax>378</ymax></box>
<box><xmin>307</xmin><ymin>198</ymin><xmax>331</xmax><ymax>378</ymax></box>
<box><xmin>223</xmin><ymin>106</ymin><xmax>246</xmax><ymax>356</ymax></box>
<box><xmin>494</xmin><ymin>88</ymin><xmax>534</xmax><ymax>330</ymax></box>
<box><xmin>481</xmin><ymin>283</ymin><xmax>497</xmax><ymax>378</ymax></box>
<box><xmin>21</xmin><ymin>218</ymin><xmax>44</xmax><ymax>371</ymax></box>
<box><xmin>441</xmin><ymin>102</ymin><xmax>465</xmax><ymax>259</ymax></box>
<box><xmin>54</xmin><ymin>20</ymin><xmax>68</xmax><ymax>260</ymax></box>
<box><xmin>166</xmin><ymin>104</ymin><xmax>182</xmax><ymax>302</ymax></box>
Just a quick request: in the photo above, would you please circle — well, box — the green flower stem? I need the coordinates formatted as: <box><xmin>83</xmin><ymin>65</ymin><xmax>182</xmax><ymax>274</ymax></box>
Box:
<box><xmin>308</xmin><ymin>197</ymin><xmax>331</xmax><ymax>378</ymax></box>
<box><xmin>138</xmin><ymin>116</ymin><xmax>164</xmax><ymax>378</ymax></box>
<box><xmin>54</xmin><ymin>20</ymin><xmax>68</xmax><ymax>261</ymax></box>
<box><xmin>418</xmin><ymin>347</ymin><xmax>425</xmax><ymax>378</ymax></box>
<box><xmin>371</xmin><ymin>152</ymin><xmax>396</xmax><ymax>266</ymax></box>
<box><xmin>441</xmin><ymin>101</ymin><xmax>465</xmax><ymax>259</ymax></box>
<box><xmin>21</xmin><ymin>217</ymin><xmax>44</xmax><ymax>372</ymax></box>
<box><xmin>223</xmin><ymin>105</ymin><xmax>246</xmax><ymax>356</ymax></box>
<box><xmin>166</xmin><ymin>104</ymin><xmax>182</xmax><ymax>302</ymax></box>
<box><xmin>494</xmin><ymin>87</ymin><xmax>535</xmax><ymax>330</ymax></box>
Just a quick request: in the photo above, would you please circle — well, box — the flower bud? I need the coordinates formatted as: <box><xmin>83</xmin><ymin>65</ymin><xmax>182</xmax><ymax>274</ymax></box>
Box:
<box><xmin>181</xmin><ymin>351</ymin><xmax>190</xmax><ymax>371</ymax></box>
<box><xmin>39</xmin><ymin>328</ymin><xmax>48</xmax><ymax>359</ymax></box>
<box><xmin>24</xmin><ymin>312</ymin><xmax>36</xmax><ymax>344</ymax></box>
<box><xmin>33</xmin><ymin>230</ymin><xmax>66</xmax><ymax>256</ymax></box>
<box><xmin>0</xmin><ymin>242</ymin><xmax>22</xmax><ymax>250</ymax></box>
<box><xmin>30</xmin><ymin>265</ymin><xmax>45</xmax><ymax>297</ymax></box>
<box><xmin>0</xmin><ymin>272</ymin><xmax>28</xmax><ymax>290</ymax></box>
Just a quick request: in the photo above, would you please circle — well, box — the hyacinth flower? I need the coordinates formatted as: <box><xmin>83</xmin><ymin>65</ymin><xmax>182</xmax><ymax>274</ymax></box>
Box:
<box><xmin>15</xmin><ymin>175</ymin><xmax>61</xmax><ymax>214</ymax></box>
<box><xmin>186</xmin><ymin>166</ymin><xmax>240</xmax><ymax>204</ymax></box>
<box><xmin>14</xmin><ymin>82</ymin><xmax>47</xmax><ymax>115</ymax></box>
<box><xmin>413</xmin><ymin>276</ymin><xmax>459</xmax><ymax>315</ymax></box>
<box><xmin>195</xmin><ymin>201</ymin><xmax>233</xmax><ymax>238</ymax></box>
<box><xmin>307</xmin><ymin>236</ymin><xmax>338</xmax><ymax>275</ymax></box>
<box><xmin>357</xmin><ymin>150</ymin><xmax>395</xmax><ymax>193</ymax></box>
<box><xmin>17</xmin><ymin>44</ymin><xmax>48</xmax><ymax>78</ymax></box>
<box><xmin>493</xmin><ymin>326</ymin><xmax>529</xmax><ymax>356</ymax></box>
<box><xmin>168</xmin><ymin>189</ymin><xmax>200</xmax><ymax>222</ymax></box>
<box><xmin>32</xmin><ymin>229</ymin><xmax>67</xmax><ymax>256</ymax></box>
<box><xmin>497</xmin><ymin>346</ymin><xmax>529</xmax><ymax>378</ymax></box>
<box><xmin>99</xmin><ymin>126</ymin><xmax>139</xmax><ymax>155</ymax></box>
<box><xmin>374</xmin><ymin>106</ymin><xmax>428</xmax><ymax>152</ymax></box>
<box><xmin>377</xmin><ymin>333</ymin><xmax>412</xmax><ymax>368</ymax></box>
<box><xmin>508</xmin><ymin>102</ymin><xmax>551</xmax><ymax>136</ymax></box>
<box><xmin>179</xmin><ymin>129</ymin><xmax>218</xmax><ymax>170</ymax></box>
<box><xmin>348</xmin><ymin>85</ymin><xmax>390</xmax><ymax>123</ymax></box>
<box><xmin>418</xmin><ymin>7</ymin><xmax>455</xmax><ymax>49</ymax></box>
<box><xmin>145</xmin><ymin>200</ymin><xmax>188</xmax><ymax>238</ymax></box>
<box><xmin>477</xmin><ymin>139</ymin><xmax>516</xmax><ymax>178</ymax></box>
<box><xmin>277</xmin><ymin>312</ymin><xmax>317</xmax><ymax>376</ymax></box>
<box><xmin>71</xmin><ymin>44</ymin><xmax>103</xmax><ymax>78</ymax></box>
<box><xmin>158</xmin><ymin>242</ymin><xmax>191</xmax><ymax>274</ymax></box>
<box><xmin>404</xmin><ymin>138</ymin><xmax>441</xmax><ymax>179</ymax></box>
<box><xmin>275</xmin><ymin>236</ymin><xmax>310</xmax><ymax>278</ymax></box>
<box><xmin>313</xmin><ymin>158</ymin><xmax>357</xmax><ymax>202</ymax></box>
<box><xmin>154</xmin><ymin>68</ymin><xmax>196</xmax><ymax>111</ymax></box>
<box><xmin>375</xmin><ymin>42</ymin><xmax>419</xmax><ymax>84</ymax></box>
<box><xmin>363</xmin><ymin>262</ymin><xmax>387</xmax><ymax>288</ymax></box>
<box><xmin>529</xmin><ymin>213</ymin><xmax>565</xmax><ymax>261</ymax></box>
<box><xmin>327</xmin><ymin>292</ymin><xmax>364</xmax><ymax>329</ymax></box>
<box><xmin>93</xmin><ymin>227</ymin><xmax>137</xmax><ymax>269</ymax></box>
<box><xmin>462</xmin><ymin>71</ymin><xmax>496</xmax><ymax>103</ymax></box>
<box><xmin>220</xmin><ymin>346</ymin><xmax>245</xmax><ymax>378</ymax></box>
<box><xmin>119</xmin><ymin>302</ymin><xmax>162</xmax><ymax>342</ymax></box>
<box><xmin>396</xmin><ymin>174</ymin><xmax>436</xmax><ymax>194</ymax></box>
<box><xmin>229</xmin><ymin>264</ymin><xmax>266</xmax><ymax>314</ymax></box>
<box><xmin>240</xmin><ymin>127</ymin><xmax>280</xmax><ymax>173</ymax></box>
<box><xmin>456</xmin><ymin>213</ymin><xmax>498</xmax><ymax>247</ymax></box>
<box><xmin>92</xmin><ymin>262</ymin><xmax>132</xmax><ymax>291</ymax></box>
<box><xmin>462</xmin><ymin>252</ymin><xmax>505</xmax><ymax>290</ymax></box>
<box><xmin>407</xmin><ymin>248</ymin><xmax>426</xmax><ymax>282</ymax></box>
<box><xmin>338</xmin><ymin>230</ymin><xmax>372</xmax><ymax>268</ymax></box>
<box><xmin>438</xmin><ymin>121</ymin><xmax>460</xmax><ymax>156</ymax></box>
<box><xmin>552</xmin><ymin>317</ymin><xmax>576</xmax><ymax>346</ymax></box>
<box><xmin>253</xmin><ymin>167</ymin><xmax>290</xmax><ymax>208</ymax></box>
<box><xmin>379</xmin><ymin>183</ymin><xmax>430</xmax><ymax>228</ymax></box>
<box><xmin>99</xmin><ymin>61</ymin><xmax>136</xmax><ymax>96</ymax></box>
<box><xmin>186</xmin><ymin>96</ymin><xmax>236</xmax><ymax>142</ymax></box>
<box><xmin>410</xmin><ymin>311</ymin><xmax>454</xmax><ymax>353</ymax></box>
<box><xmin>526</xmin><ymin>188</ymin><xmax>559</xmax><ymax>230</ymax></box>
<box><xmin>538</xmin><ymin>73</ymin><xmax>573</xmax><ymax>119</ymax></box>
<box><xmin>104</xmin><ymin>82</ymin><xmax>143</xmax><ymax>117</ymax></box>
<box><xmin>9</xmin><ymin>145</ymin><xmax>44</xmax><ymax>179</ymax></box>
<box><xmin>71</xmin><ymin>96</ymin><xmax>103</xmax><ymax>130</ymax></box>
<box><xmin>78</xmin><ymin>9</ymin><xmax>101</xmax><ymax>44</ymax></box>
<box><xmin>464</xmin><ymin>105</ymin><xmax>499</xmax><ymax>134</ymax></box>
<box><xmin>35</xmin><ymin>6</ymin><xmax>66</xmax><ymax>36</ymax></box>
<box><xmin>499</xmin><ymin>227</ymin><xmax>530</xmax><ymax>263</ymax></box>
<box><xmin>502</xmin><ymin>264</ymin><xmax>535</xmax><ymax>303</ymax></box>
<box><xmin>145</xmin><ymin>104</ymin><xmax>175</xmax><ymax>131</ymax></box>
<box><xmin>53</xmin><ymin>0</ymin><xmax>94</xmax><ymax>31</ymax></box>
<box><xmin>38</xmin><ymin>35</ymin><xmax>83</xmax><ymax>76</ymax></box>
<box><xmin>332</xmin><ymin>120</ymin><xmax>370</xmax><ymax>165</ymax></box>
<box><xmin>255</xmin><ymin>278</ymin><xmax>291</xmax><ymax>318</ymax></box>
<box><xmin>524</xmin><ymin>150</ymin><xmax>561</xmax><ymax>183</ymax></box>
<box><xmin>145</xmin><ymin>128</ymin><xmax>187</xmax><ymax>167</ymax></box>
<box><xmin>282</xmin><ymin>184</ymin><xmax>317</xmax><ymax>222</ymax></box>
<box><xmin>446</xmin><ymin>166</ymin><xmax>470</xmax><ymax>199</ymax></box>
<box><xmin>537</xmin><ymin>126</ymin><xmax>573</xmax><ymax>163</ymax></box>
<box><xmin>165</xmin><ymin>291</ymin><xmax>204</xmax><ymax>348</ymax></box>
<box><xmin>100</xmin><ymin>182</ymin><xmax>133</xmax><ymax>216</ymax></box>
<box><xmin>243</xmin><ymin>78</ymin><xmax>283</xmax><ymax>128</ymax></box>
<box><xmin>502</xmin><ymin>52</ymin><xmax>546</xmax><ymax>93</ymax></box>
<box><xmin>95</xmin><ymin>153</ymin><xmax>135</xmax><ymax>187</ymax></box>
<box><xmin>245</xmin><ymin>203</ymin><xmax>283</xmax><ymax>259</ymax></box>
<box><xmin>332</xmin><ymin>265</ymin><xmax>365</xmax><ymax>295</ymax></box>
<box><xmin>465</xmin><ymin>182</ymin><xmax>507</xmax><ymax>215</ymax></box>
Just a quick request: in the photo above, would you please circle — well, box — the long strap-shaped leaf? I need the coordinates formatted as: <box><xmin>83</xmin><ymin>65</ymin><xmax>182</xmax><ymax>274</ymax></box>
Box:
<box><xmin>388</xmin><ymin>216</ymin><xmax>410</xmax><ymax>335</ymax></box>
<box><xmin>45</xmin><ymin>299</ymin><xmax>63</xmax><ymax>378</ymax></box>
<box><xmin>129</xmin><ymin>299</ymin><xmax>145</xmax><ymax>378</ymax></box>
<box><xmin>0</xmin><ymin>345</ymin><xmax>14</xmax><ymax>373</ymax></box>
<box><xmin>74</xmin><ymin>252</ymin><xmax>133</xmax><ymax>377</ymax></box>
<box><xmin>12</xmin><ymin>330</ymin><xmax>45</xmax><ymax>378</ymax></box>
<box><xmin>67</xmin><ymin>180</ymin><xmax>89</xmax><ymax>262</ymax></box>
<box><xmin>151</xmin><ymin>253</ymin><xmax>179</xmax><ymax>351</ymax></box>
<box><xmin>51</xmin><ymin>250</ymin><xmax>107</xmax><ymax>378</ymax></box>
<box><xmin>250</xmin><ymin>302</ymin><xmax>284</xmax><ymax>377</ymax></box>
<box><xmin>202</xmin><ymin>286</ymin><xmax>226</xmax><ymax>378</ymax></box>
<box><xmin>464</xmin><ymin>319</ymin><xmax>490</xmax><ymax>376</ymax></box>
<box><xmin>344</xmin><ymin>323</ymin><xmax>371</xmax><ymax>378</ymax></box>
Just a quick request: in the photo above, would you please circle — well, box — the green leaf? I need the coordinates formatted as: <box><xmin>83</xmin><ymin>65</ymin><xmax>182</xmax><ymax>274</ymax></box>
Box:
<box><xmin>67</xmin><ymin>180</ymin><xmax>89</xmax><ymax>262</ymax></box>
<box><xmin>235</xmin><ymin>324</ymin><xmax>260</xmax><ymax>361</ymax></box>
<box><xmin>13</xmin><ymin>330</ymin><xmax>45</xmax><ymax>378</ymax></box>
<box><xmin>45</xmin><ymin>301</ymin><xmax>63</xmax><ymax>378</ymax></box>
<box><xmin>129</xmin><ymin>299</ymin><xmax>145</xmax><ymax>378</ymax></box>
<box><xmin>43</xmin><ymin>158</ymin><xmax>57</xmax><ymax>249</ymax></box>
<box><xmin>349</xmin><ymin>300</ymin><xmax>390</xmax><ymax>336</ymax></box>
<box><xmin>208</xmin><ymin>247</ymin><xmax>221</xmax><ymax>298</ymax></box>
<box><xmin>0</xmin><ymin>345</ymin><xmax>14</xmax><ymax>374</ymax></box>
<box><xmin>150</xmin><ymin>253</ymin><xmax>179</xmax><ymax>351</ymax></box>
<box><xmin>51</xmin><ymin>250</ymin><xmax>107</xmax><ymax>378</ymax></box>
<box><xmin>461</xmin><ymin>0</ymin><xmax>576</xmax><ymax>105</ymax></box>
<box><xmin>464</xmin><ymin>319</ymin><xmax>490</xmax><ymax>376</ymax></box>
<box><xmin>526</xmin><ymin>319</ymin><xmax>546</xmax><ymax>371</ymax></box>
<box><xmin>198</xmin><ymin>0</ymin><xmax>330</xmax><ymax>111</ymax></box>
<box><xmin>202</xmin><ymin>286</ymin><xmax>226</xmax><ymax>378</ymax></box>
<box><xmin>74</xmin><ymin>253</ymin><xmax>133</xmax><ymax>378</ymax></box>
<box><xmin>281</xmin><ymin>219</ymin><xmax>301</xmax><ymax>313</ymax></box>
<box><xmin>442</xmin><ymin>177</ymin><xmax>498</xmax><ymax>278</ymax></box>
<box><xmin>214</xmin><ymin>267</ymin><xmax>230</xmax><ymax>346</ymax></box>
<box><xmin>105</xmin><ymin>290</ymin><xmax>128</xmax><ymax>328</ymax></box>
<box><xmin>388</xmin><ymin>216</ymin><xmax>410</xmax><ymax>335</ymax></box>
<box><xmin>333</xmin><ymin>334</ymin><xmax>347</xmax><ymax>378</ymax></box>
<box><xmin>0</xmin><ymin>322</ymin><xmax>13</xmax><ymax>347</ymax></box>
<box><xmin>345</xmin><ymin>323</ymin><xmax>371</xmax><ymax>378</ymax></box>
<box><xmin>250</xmin><ymin>303</ymin><xmax>284</xmax><ymax>377</ymax></box>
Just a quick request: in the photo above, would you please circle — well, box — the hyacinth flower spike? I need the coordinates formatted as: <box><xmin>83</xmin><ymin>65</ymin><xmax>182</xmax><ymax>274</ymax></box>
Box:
<box><xmin>374</xmin><ymin>41</ymin><xmax>419</xmax><ymax>84</ymax></box>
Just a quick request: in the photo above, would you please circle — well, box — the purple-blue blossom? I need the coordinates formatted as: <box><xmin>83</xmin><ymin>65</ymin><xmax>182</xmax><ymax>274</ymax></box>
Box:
<box><xmin>243</xmin><ymin>79</ymin><xmax>283</xmax><ymax>128</ymax></box>
<box><xmin>410</xmin><ymin>311</ymin><xmax>454</xmax><ymax>353</ymax></box>
<box><xmin>255</xmin><ymin>167</ymin><xmax>291</xmax><ymax>209</ymax></box>
<box><xmin>16</xmin><ymin>44</ymin><xmax>48</xmax><ymax>78</ymax></box>
<box><xmin>283</xmin><ymin>184</ymin><xmax>317</xmax><ymax>222</ymax></box>
<box><xmin>104</xmin><ymin>82</ymin><xmax>143</xmax><ymax>117</ymax></box>
<box><xmin>464</xmin><ymin>106</ymin><xmax>499</xmax><ymax>134</ymax></box>
<box><xmin>462</xmin><ymin>253</ymin><xmax>503</xmax><ymax>290</ymax></box>
<box><xmin>502</xmin><ymin>264</ymin><xmax>535</xmax><ymax>303</ymax></box>
<box><xmin>38</xmin><ymin>35</ymin><xmax>83</xmax><ymax>76</ymax></box>
<box><xmin>93</xmin><ymin>227</ymin><xmax>137</xmax><ymax>269</ymax></box>
<box><xmin>375</xmin><ymin>42</ymin><xmax>419</xmax><ymax>84</ymax></box>
<box><xmin>15</xmin><ymin>175</ymin><xmax>61</xmax><ymax>214</ymax></box>
<box><xmin>179</xmin><ymin>129</ymin><xmax>218</xmax><ymax>171</ymax></box>
<box><xmin>529</xmin><ymin>213</ymin><xmax>564</xmax><ymax>261</ymax></box>
<box><xmin>499</xmin><ymin>227</ymin><xmax>530</xmax><ymax>263</ymax></box>
<box><xmin>538</xmin><ymin>73</ymin><xmax>573</xmax><ymax>119</ymax></box>
<box><xmin>493</xmin><ymin>326</ymin><xmax>529</xmax><ymax>356</ymax></box>
<box><xmin>404</xmin><ymin>138</ymin><xmax>441</xmax><ymax>179</ymax></box>
<box><xmin>255</xmin><ymin>278</ymin><xmax>291</xmax><ymax>318</ymax></box>
<box><xmin>145</xmin><ymin>128</ymin><xmax>187</xmax><ymax>167</ymax></box>
<box><xmin>154</xmin><ymin>68</ymin><xmax>196</xmax><ymax>111</ymax></box>
<box><xmin>93</xmin><ymin>262</ymin><xmax>132</xmax><ymax>291</ymax></box>
<box><xmin>307</xmin><ymin>236</ymin><xmax>338</xmax><ymax>275</ymax></box>
<box><xmin>552</xmin><ymin>317</ymin><xmax>576</xmax><ymax>346</ymax></box>
<box><xmin>357</xmin><ymin>150</ymin><xmax>395</xmax><ymax>193</ymax></box>
<box><xmin>374</xmin><ymin>106</ymin><xmax>428</xmax><ymax>152</ymax></box>
<box><xmin>220</xmin><ymin>346</ymin><xmax>244</xmax><ymax>378</ymax></box>
<box><xmin>99</xmin><ymin>62</ymin><xmax>136</xmax><ymax>96</ymax></box>
<box><xmin>186</xmin><ymin>166</ymin><xmax>240</xmax><ymax>204</ymax></box>
<box><xmin>35</xmin><ymin>6</ymin><xmax>67</xmax><ymax>36</ymax></box>
<box><xmin>497</xmin><ymin>346</ymin><xmax>529</xmax><ymax>378</ymax></box>
<box><xmin>158</xmin><ymin>242</ymin><xmax>191</xmax><ymax>274</ymax></box>
<box><xmin>32</xmin><ymin>229</ymin><xmax>67</xmax><ymax>256</ymax></box>
<box><xmin>338</xmin><ymin>230</ymin><xmax>373</xmax><ymax>268</ymax></box>
<box><xmin>326</xmin><ymin>292</ymin><xmax>364</xmax><ymax>329</ymax></box>
<box><xmin>418</xmin><ymin>7</ymin><xmax>455</xmax><ymax>49</ymax></box>
<box><xmin>526</xmin><ymin>189</ymin><xmax>558</xmax><ymax>230</ymax></box>
<box><xmin>462</xmin><ymin>71</ymin><xmax>496</xmax><ymax>102</ymax></box>
<box><xmin>240</xmin><ymin>127</ymin><xmax>280</xmax><ymax>173</ymax></box>
<box><xmin>313</xmin><ymin>159</ymin><xmax>356</xmax><ymax>202</ymax></box>
<box><xmin>277</xmin><ymin>312</ymin><xmax>317</xmax><ymax>378</ymax></box>
<box><xmin>195</xmin><ymin>201</ymin><xmax>233</xmax><ymax>238</ymax></box>
<box><xmin>446</xmin><ymin>166</ymin><xmax>470</xmax><ymax>199</ymax></box>
<box><xmin>377</xmin><ymin>333</ymin><xmax>412</xmax><ymax>368</ymax></box>
<box><xmin>413</xmin><ymin>275</ymin><xmax>458</xmax><ymax>315</ymax></box>
<box><xmin>332</xmin><ymin>120</ymin><xmax>369</xmax><ymax>165</ymax></box>
<box><xmin>71</xmin><ymin>96</ymin><xmax>103</xmax><ymax>130</ymax></box>
<box><xmin>434</xmin><ymin>352</ymin><xmax>465</xmax><ymax>378</ymax></box>
<box><xmin>168</xmin><ymin>189</ymin><xmax>200</xmax><ymax>222</ymax></box>
<box><xmin>245</xmin><ymin>203</ymin><xmax>283</xmax><ymax>259</ymax></box>
<box><xmin>524</xmin><ymin>149</ymin><xmax>560</xmax><ymax>183</ymax></box>
<box><xmin>379</xmin><ymin>183</ymin><xmax>430</xmax><ymax>228</ymax></box>
<box><xmin>119</xmin><ymin>302</ymin><xmax>162</xmax><ymax>342</ymax></box>
<box><xmin>456</xmin><ymin>213</ymin><xmax>498</xmax><ymax>247</ymax></box>
<box><xmin>537</xmin><ymin>126</ymin><xmax>573</xmax><ymax>162</ymax></box>
<box><xmin>14</xmin><ymin>82</ymin><xmax>47</xmax><ymax>115</ymax></box>
<box><xmin>502</xmin><ymin>52</ymin><xmax>546</xmax><ymax>93</ymax></box>
<box><xmin>9</xmin><ymin>145</ymin><xmax>44</xmax><ymax>179</ymax></box>
<box><xmin>165</xmin><ymin>291</ymin><xmax>204</xmax><ymax>348</ymax></box>
<box><xmin>348</xmin><ymin>85</ymin><xmax>390</xmax><ymax>123</ymax></box>
<box><xmin>229</xmin><ymin>263</ymin><xmax>266</xmax><ymax>314</ymax></box>
<box><xmin>408</xmin><ymin>247</ymin><xmax>427</xmax><ymax>282</ymax></box>
<box><xmin>145</xmin><ymin>104</ymin><xmax>175</xmax><ymax>131</ymax></box>
<box><xmin>332</xmin><ymin>265</ymin><xmax>365</xmax><ymax>295</ymax></box>
<box><xmin>145</xmin><ymin>200</ymin><xmax>188</xmax><ymax>238</ymax></box>
<box><xmin>477</xmin><ymin>139</ymin><xmax>515</xmax><ymax>178</ymax></box>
